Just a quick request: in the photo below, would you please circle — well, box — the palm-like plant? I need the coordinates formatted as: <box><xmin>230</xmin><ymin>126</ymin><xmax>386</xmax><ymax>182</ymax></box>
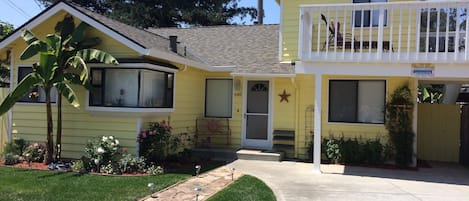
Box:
<box><xmin>0</xmin><ymin>16</ymin><xmax>118</xmax><ymax>164</ymax></box>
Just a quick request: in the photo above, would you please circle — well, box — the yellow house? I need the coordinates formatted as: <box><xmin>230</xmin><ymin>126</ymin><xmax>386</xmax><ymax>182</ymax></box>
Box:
<box><xmin>1</xmin><ymin>1</ymin><xmax>469</xmax><ymax>172</ymax></box>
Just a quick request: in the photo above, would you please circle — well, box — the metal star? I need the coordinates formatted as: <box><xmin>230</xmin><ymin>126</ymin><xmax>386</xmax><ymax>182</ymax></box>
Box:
<box><xmin>279</xmin><ymin>89</ymin><xmax>291</xmax><ymax>103</ymax></box>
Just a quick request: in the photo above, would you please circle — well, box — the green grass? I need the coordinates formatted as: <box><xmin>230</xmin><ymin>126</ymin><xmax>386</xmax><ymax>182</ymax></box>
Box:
<box><xmin>207</xmin><ymin>175</ymin><xmax>276</xmax><ymax>201</ymax></box>
<box><xmin>0</xmin><ymin>166</ymin><xmax>190</xmax><ymax>201</ymax></box>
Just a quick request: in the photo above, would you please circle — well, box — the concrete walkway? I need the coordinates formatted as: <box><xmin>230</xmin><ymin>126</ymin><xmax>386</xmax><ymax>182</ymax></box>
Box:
<box><xmin>141</xmin><ymin>166</ymin><xmax>243</xmax><ymax>201</ymax></box>
<box><xmin>228</xmin><ymin>160</ymin><xmax>469</xmax><ymax>201</ymax></box>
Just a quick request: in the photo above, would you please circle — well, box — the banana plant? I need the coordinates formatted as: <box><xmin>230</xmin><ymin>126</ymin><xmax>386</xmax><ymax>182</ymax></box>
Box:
<box><xmin>0</xmin><ymin>15</ymin><xmax>118</xmax><ymax>164</ymax></box>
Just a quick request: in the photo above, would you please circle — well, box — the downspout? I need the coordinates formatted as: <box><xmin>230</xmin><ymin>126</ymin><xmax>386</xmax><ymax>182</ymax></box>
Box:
<box><xmin>7</xmin><ymin>49</ymin><xmax>13</xmax><ymax>142</ymax></box>
<box><xmin>291</xmin><ymin>77</ymin><xmax>299</xmax><ymax>158</ymax></box>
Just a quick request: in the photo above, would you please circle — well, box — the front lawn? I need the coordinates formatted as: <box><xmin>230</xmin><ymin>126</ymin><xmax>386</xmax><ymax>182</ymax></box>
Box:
<box><xmin>0</xmin><ymin>166</ymin><xmax>190</xmax><ymax>201</ymax></box>
<box><xmin>207</xmin><ymin>175</ymin><xmax>276</xmax><ymax>201</ymax></box>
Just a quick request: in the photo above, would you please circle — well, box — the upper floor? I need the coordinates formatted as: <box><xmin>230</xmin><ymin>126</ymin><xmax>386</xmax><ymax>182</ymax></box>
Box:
<box><xmin>281</xmin><ymin>0</ymin><xmax>469</xmax><ymax>63</ymax></box>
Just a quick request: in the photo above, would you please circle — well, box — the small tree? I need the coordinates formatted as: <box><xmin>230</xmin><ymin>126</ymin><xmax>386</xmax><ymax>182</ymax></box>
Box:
<box><xmin>0</xmin><ymin>16</ymin><xmax>118</xmax><ymax>164</ymax></box>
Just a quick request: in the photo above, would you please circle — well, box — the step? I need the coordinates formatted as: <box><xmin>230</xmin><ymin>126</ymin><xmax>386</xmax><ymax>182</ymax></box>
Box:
<box><xmin>272</xmin><ymin>139</ymin><xmax>295</xmax><ymax>145</ymax></box>
<box><xmin>273</xmin><ymin>135</ymin><xmax>295</xmax><ymax>141</ymax></box>
<box><xmin>272</xmin><ymin>130</ymin><xmax>295</xmax><ymax>137</ymax></box>
<box><xmin>236</xmin><ymin>149</ymin><xmax>283</xmax><ymax>161</ymax></box>
<box><xmin>272</xmin><ymin>144</ymin><xmax>294</xmax><ymax>150</ymax></box>
<box><xmin>191</xmin><ymin>148</ymin><xmax>237</xmax><ymax>161</ymax></box>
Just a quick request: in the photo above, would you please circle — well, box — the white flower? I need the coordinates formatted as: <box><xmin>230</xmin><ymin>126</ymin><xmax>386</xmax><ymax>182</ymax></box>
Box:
<box><xmin>97</xmin><ymin>147</ymin><xmax>105</xmax><ymax>154</ymax></box>
<box><xmin>115</xmin><ymin>140</ymin><xmax>119</xmax><ymax>145</ymax></box>
<box><xmin>109</xmin><ymin>136</ymin><xmax>114</xmax><ymax>140</ymax></box>
<box><xmin>102</xmin><ymin>136</ymin><xmax>108</xmax><ymax>142</ymax></box>
<box><xmin>94</xmin><ymin>159</ymin><xmax>100</xmax><ymax>164</ymax></box>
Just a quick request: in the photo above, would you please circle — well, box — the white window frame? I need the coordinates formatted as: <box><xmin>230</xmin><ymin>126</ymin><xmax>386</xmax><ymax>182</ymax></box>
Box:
<box><xmin>86</xmin><ymin>63</ymin><xmax>178</xmax><ymax>116</ymax></box>
<box><xmin>352</xmin><ymin>0</ymin><xmax>388</xmax><ymax>27</ymax></box>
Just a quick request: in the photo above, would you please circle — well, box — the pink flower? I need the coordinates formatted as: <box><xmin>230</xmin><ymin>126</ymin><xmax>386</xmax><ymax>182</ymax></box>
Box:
<box><xmin>142</xmin><ymin>133</ymin><xmax>147</xmax><ymax>139</ymax></box>
<box><xmin>33</xmin><ymin>143</ymin><xmax>39</xmax><ymax>147</ymax></box>
<box><xmin>123</xmin><ymin>147</ymin><xmax>128</xmax><ymax>152</ymax></box>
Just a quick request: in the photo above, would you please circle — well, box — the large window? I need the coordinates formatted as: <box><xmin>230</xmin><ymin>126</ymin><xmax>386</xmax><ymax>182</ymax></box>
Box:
<box><xmin>89</xmin><ymin>68</ymin><xmax>173</xmax><ymax>108</ymax></box>
<box><xmin>17</xmin><ymin>66</ymin><xmax>57</xmax><ymax>103</ymax></box>
<box><xmin>205</xmin><ymin>79</ymin><xmax>233</xmax><ymax>118</ymax></box>
<box><xmin>353</xmin><ymin>0</ymin><xmax>387</xmax><ymax>27</ymax></box>
<box><xmin>329</xmin><ymin>80</ymin><xmax>385</xmax><ymax>124</ymax></box>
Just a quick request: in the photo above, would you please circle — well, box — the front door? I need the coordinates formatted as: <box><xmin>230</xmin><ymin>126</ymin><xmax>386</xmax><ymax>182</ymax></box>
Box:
<box><xmin>243</xmin><ymin>80</ymin><xmax>271</xmax><ymax>149</ymax></box>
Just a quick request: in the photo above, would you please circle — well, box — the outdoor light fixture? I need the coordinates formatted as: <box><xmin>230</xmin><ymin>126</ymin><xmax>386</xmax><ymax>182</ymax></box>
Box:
<box><xmin>148</xmin><ymin>182</ymin><xmax>157</xmax><ymax>198</ymax></box>
<box><xmin>231</xmin><ymin>167</ymin><xmax>236</xmax><ymax>181</ymax></box>
<box><xmin>194</xmin><ymin>186</ymin><xmax>202</xmax><ymax>201</ymax></box>
<box><xmin>195</xmin><ymin>165</ymin><xmax>201</xmax><ymax>177</ymax></box>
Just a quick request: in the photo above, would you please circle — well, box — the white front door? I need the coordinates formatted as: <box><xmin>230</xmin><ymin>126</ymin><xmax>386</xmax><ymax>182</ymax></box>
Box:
<box><xmin>242</xmin><ymin>80</ymin><xmax>272</xmax><ymax>149</ymax></box>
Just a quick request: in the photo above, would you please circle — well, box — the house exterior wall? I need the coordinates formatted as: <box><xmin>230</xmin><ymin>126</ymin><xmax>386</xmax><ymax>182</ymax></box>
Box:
<box><xmin>281</xmin><ymin>0</ymin><xmax>418</xmax><ymax>62</ymax></box>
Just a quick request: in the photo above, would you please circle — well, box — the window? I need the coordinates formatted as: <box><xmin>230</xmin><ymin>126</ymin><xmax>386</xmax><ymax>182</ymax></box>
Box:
<box><xmin>329</xmin><ymin>80</ymin><xmax>385</xmax><ymax>124</ymax></box>
<box><xmin>89</xmin><ymin>68</ymin><xmax>173</xmax><ymax>108</ymax></box>
<box><xmin>205</xmin><ymin>79</ymin><xmax>233</xmax><ymax>118</ymax></box>
<box><xmin>17</xmin><ymin>67</ymin><xmax>57</xmax><ymax>103</ymax></box>
<box><xmin>353</xmin><ymin>0</ymin><xmax>387</xmax><ymax>27</ymax></box>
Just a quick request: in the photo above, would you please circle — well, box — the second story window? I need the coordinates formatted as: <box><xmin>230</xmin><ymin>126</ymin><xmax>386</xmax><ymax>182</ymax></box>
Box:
<box><xmin>353</xmin><ymin>0</ymin><xmax>388</xmax><ymax>27</ymax></box>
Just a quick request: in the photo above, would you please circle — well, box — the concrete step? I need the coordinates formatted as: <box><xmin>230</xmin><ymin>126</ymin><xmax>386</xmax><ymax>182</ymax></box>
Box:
<box><xmin>273</xmin><ymin>130</ymin><xmax>295</xmax><ymax>137</ymax></box>
<box><xmin>236</xmin><ymin>149</ymin><xmax>284</xmax><ymax>161</ymax></box>
<box><xmin>273</xmin><ymin>135</ymin><xmax>295</xmax><ymax>141</ymax></box>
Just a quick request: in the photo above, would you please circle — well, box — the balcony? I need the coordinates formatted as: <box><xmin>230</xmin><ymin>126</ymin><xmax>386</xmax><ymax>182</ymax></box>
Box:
<box><xmin>299</xmin><ymin>1</ymin><xmax>469</xmax><ymax>63</ymax></box>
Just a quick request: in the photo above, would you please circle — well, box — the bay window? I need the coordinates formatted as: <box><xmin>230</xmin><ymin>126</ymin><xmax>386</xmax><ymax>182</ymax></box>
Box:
<box><xmin>89</xmin><ymin>68</ymin><xmax>173</xmax><ymax>108</ymax></box>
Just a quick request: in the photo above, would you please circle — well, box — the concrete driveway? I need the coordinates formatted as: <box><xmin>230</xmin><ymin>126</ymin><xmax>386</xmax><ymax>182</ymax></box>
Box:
<box><xmin>228</xmin><ymin>160</ymin><xmax>469</xmax><ymax>201</ymax></box>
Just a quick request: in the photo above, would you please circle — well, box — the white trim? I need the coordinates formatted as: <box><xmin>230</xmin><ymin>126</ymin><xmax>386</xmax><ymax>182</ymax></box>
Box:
<box><xmin>86</xmin><ymin>106</ymin><xmax>174</xmax><ymax>117</ymax></box>
<box><xmin>231</xmin><ymin>73</ymin><xmax>295</xmax><ymax>78</ymax></box>
<box><xmin>136</xmin><ymin>117</ymin><xmax>142</xmax><ymax>157</ymax></box>
<box><xmin>313</xmin><ymin>73</ymin><xmax>322</xmax><ymax>173</ymax></box>
<box><xmin>296</xmin><ymin>61</ymin><xmax>411</xmax><ymax>76</ymax></box>
<box><xmin>88</xmin><ymin>63</ymin><xmax>179</xmax><ymax>73</ymax></box>
<box><xmin>241</xmin><ymin>78</ymin><xmax>273</xmax><ymax>150</ymax></box>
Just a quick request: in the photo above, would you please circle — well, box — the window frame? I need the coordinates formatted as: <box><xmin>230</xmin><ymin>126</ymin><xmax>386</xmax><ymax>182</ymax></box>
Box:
<box><xmin>88</xmin><ymin>67</ymin><xmax>174</xmax><ymax>109</ymax></box>
<box><xmin>16</xmin><ymin>65</ymin><xmax>57</xmax><ymax>104</ymax></box>
<box><xmin>85</xmin><ymin>59</ymin><xmax>179</xmax><ymax>117</ymax></box>
<box><xmin>328</xmin><ymin>79</ymin><xmax>386</xmax><ymax>124</ymax></box>
<box><xmin>204</xmin><ymin>78</ymin><xmax>234</xmax><ymax>118</ymax></box>
<box><xmin>352</xmin><ymin>0</ymin><xmax>388</xmax><ymax>28</ymax></box>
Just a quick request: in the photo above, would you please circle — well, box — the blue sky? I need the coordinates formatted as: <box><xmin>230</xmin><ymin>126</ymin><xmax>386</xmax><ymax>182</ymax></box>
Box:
<box><xmin>0</xmin><ymin>0</ymin><xmax>280</xmax><ymax>28</ymax></box>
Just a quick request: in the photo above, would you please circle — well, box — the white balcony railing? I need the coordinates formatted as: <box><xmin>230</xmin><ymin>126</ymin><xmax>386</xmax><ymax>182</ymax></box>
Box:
<box><xmin>299</xmin><ymin>1</ymin><xmax>469</xmax><ymax>63</ymax></box>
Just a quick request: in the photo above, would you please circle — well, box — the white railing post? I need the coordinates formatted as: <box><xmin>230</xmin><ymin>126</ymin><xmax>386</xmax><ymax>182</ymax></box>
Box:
<box><xmin>455</xmin><ymin>5</ymin><xmax>461</xmax><ymax>61</ymax></box>
<box><xmin>298</xmin><ymin>8</ymin><xmax>305</xmax><ymax>60</ymax></box>
<box><xmin>377</xmin><ymin>5</ymin><xmax>385</xmax><ymax>59</ymax></box>
<box><xmin>465</xmin><ymin>6</ymin><xmax>469</xmax><ymax>61</ymax></box>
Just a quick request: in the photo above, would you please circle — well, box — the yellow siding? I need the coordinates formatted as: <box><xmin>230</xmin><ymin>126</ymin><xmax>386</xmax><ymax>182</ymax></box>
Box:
<box><xmin>417</xmin><ymin>103</ymin><xmax>460</xmax><ymax>162</ymax></box>
<box><xmin>282</xmin><ymin>0</ymin><xmax>420</xmax><ymax>62</ymax></box>
<box><xmin>294</xmin><ymin>75</ymin><xmax>315</xmax><ymax>159</ymax></box>
<box><xmin>9</xmin><ymin>11</ymin><xmax>143</xmax><ymax>159</ymax></box>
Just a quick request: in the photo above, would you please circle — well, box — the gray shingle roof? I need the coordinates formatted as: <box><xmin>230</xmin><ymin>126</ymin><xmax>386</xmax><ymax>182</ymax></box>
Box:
<box><xmin>69</xmin><ymin>3</ymin><xmax>205</xmax><ymax>64</ymax></box>
<box><xmin>149</xmin><ymin>25</ymin><xmax>294</xmax><ymax>74</ymax></box>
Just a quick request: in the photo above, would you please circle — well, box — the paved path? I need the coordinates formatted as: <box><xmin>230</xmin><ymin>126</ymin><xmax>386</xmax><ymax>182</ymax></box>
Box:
<box><xmin>228</xmin><ymin>160</ymin><xmax>469</xmax><ymax>201</ymax></box>
<box><xmin>141</xmin><ymin>166</ymin><xmax>243</xmax><ymax>201</ymax></box>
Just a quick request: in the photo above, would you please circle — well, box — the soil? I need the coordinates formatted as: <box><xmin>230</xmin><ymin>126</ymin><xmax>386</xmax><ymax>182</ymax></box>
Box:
<box><xmin>1</xmin><ymin>161</ymin><xmax>49</xmax><ymax>170</ymax></box>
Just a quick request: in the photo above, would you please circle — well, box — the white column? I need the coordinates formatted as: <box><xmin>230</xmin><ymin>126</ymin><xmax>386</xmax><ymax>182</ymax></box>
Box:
<box><xmin>411</xmin><ymin>78</ymin><xmax>418</xmax><ymax>167</ymax></box>
<box><xmin>313</xmin><ymin>73</ymin><xmax>322</xmax><ymax>173</ymax></box>
<box><xmin>136</xmin><ymin>117</ymin><xmax>142</xmax><ymax>157</ymax></box>
<box><xmin>7</xmin><ymin>49</ymin><xmax>13</xmax><ymax>142</ymax></box>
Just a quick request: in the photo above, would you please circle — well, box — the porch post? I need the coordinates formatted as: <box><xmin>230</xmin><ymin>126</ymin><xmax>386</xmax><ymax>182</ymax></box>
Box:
<box><xmin>313</xmin><ymin>73</ymin><xmax>322</xmax><ymax>173</ymax></box>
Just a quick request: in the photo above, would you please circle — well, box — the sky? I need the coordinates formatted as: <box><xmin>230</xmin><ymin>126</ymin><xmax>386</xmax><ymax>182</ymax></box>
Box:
<box><xmin>0</xmin><ymin>0</ymin><xmax>280</xmax><ymax>28</ymax></box>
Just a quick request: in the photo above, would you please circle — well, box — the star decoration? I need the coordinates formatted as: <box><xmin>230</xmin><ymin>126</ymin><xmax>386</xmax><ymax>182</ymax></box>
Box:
<box><xmin>279</xmin><ymin>89</ymin><xmax>291</xmax><ymax>103</ymax></box>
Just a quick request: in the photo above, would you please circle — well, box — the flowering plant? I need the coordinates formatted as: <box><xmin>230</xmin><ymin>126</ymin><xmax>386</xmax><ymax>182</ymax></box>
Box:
<box><xmin>84</xmin><ymin>135</ymin><xmax>122</xmax><ymax>172</ymax></box>
<box><xmin>22</xmin><ymin>143</ymin><xmax>45</xmax><ymax>163</ymax></box>
<box><xmin>138</xmin><ymin>121</ymin><xmax>172</xmax><ymax>163</ymax></box>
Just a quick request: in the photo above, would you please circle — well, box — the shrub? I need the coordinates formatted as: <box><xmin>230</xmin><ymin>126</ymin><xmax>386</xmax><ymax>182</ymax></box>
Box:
<box><xmin>4</xmin><ymin>153</ymin><xmax>19</xmax><ymax>165</ymax></box>
<box><xmin>23</xmin><ymin>143</ymin><xmax>46</xmax><ymax>163</ymax></box>
<box><xmin>341</xmin><ymin>138</ymin><xmax>362</xmax><ymax>164</ymax></box>
<box><xmin>324</xmin><ymin>138</ymin><xmax>341</xmax><ymax>163</ymax></box>
<box><xmin>363</xmin><ymin>139</ymin><xmax>384</xmax><ymax>165</ymax></box>
<box><xmin>138</xmin><ymin>121</ymin><xmax>172</xmax><ymax>163</ymax></box>
<box><xmin>84</xmin><ymin>135</ymin><xmax>122</xmax><ymax>172</ymax></box>
<box><xmin>147</xmin><ymin>165</ymin><xmax>164</xmax><ymax>176</ymax></box>
<box><xmin>71</xmin><ymin>160</ymin><xmax>86</xmax><ymax>173</ymax></box>
<box><xmin>119</xmin><ymin>153</ymin><xmax>147</xmax><ymax>174</ymax></box>
<box><xmin>3</xmin><ymin>138</ymin><xmax>27</xmax><ymax>156</ymax></box>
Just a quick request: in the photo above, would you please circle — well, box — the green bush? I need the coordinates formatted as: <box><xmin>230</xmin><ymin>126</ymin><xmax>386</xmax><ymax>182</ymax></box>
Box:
<box><xmin>363</xmin><ymin>139</ymin><xmax>384</xmax><ymax>165</ymax></box>
<box><xmin>321</xmin><ymin>136</ymin><xmax>385</xmax><ymax>165</ymax></box>
<box><xmin>119</xmin><ymin>153</ymin><xmax>147</xmax><ymax>174</ymax></box>
<box><xmin>138</xmin><ymin>121</ymin><xmax>173</xmax><ymax>163</ymax></box>
<box><xmin>324</xmin><ymin>138</ymin><xmax>341</xmax><ymax>163</ymax></box>
<box><xmin>341</xmin><ymin>138</ymin><xmax>362</xmax><ymax>164</ymax></box>
<box><xmin>146</xmin><ymin>165</ymin><xmax>164</xmax><ymax>176</ymax></box>
<box><xmin>3</xmin><ymin>138</ymin><xmax>27</xmax><ymax>156</ymax></box>
<box><xmin>4</xmin><ymin>153</ymin><xmax>19</xmax><ymax>165</ymax></box>
<box><xmin>84</xmin><ymin>135</ymin><xmax>123</xmax><ymax>173</ymax></box>
<box><xmin>23</xmin><ymin>143</ymin><xmax>46</xmax><ymax>163</ymax></box>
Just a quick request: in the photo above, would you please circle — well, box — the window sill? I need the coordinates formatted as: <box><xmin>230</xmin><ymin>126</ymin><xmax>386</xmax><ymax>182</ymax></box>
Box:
<box><xmin>86</xmin><ymin>106</ymin><xmax>174</xmax><ymax>118</ymax></box>
<box><xmin>327</xmin><ymin>121</ymin><xmax>385</xmax><ymax>126</ymax></box>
